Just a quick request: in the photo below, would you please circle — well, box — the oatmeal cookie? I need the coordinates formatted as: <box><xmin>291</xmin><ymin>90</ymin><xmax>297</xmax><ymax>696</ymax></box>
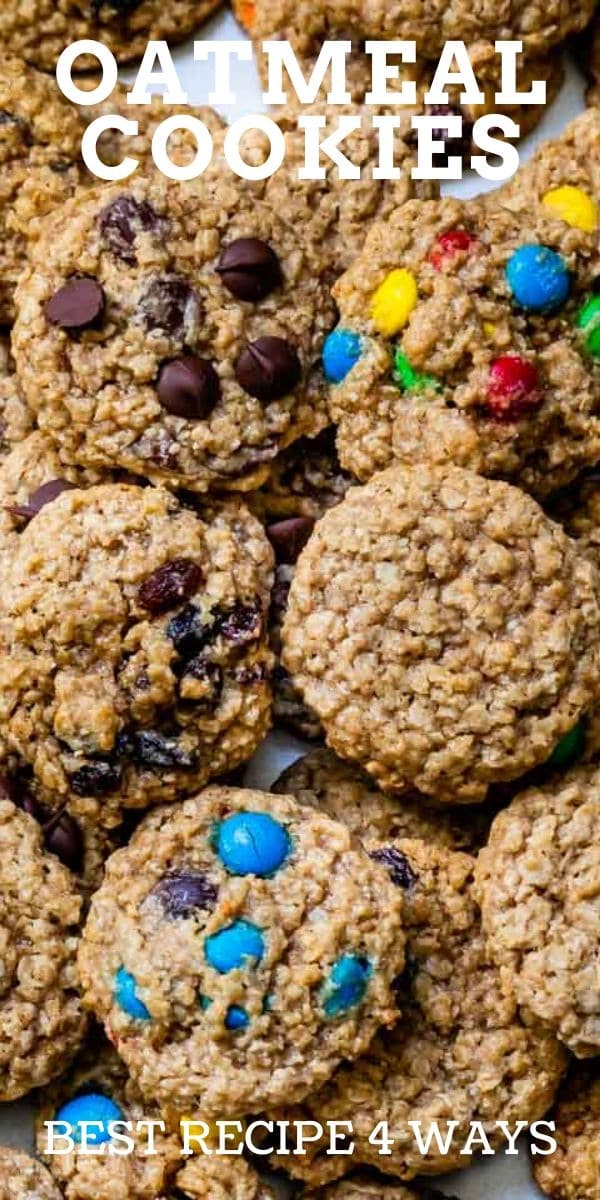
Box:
<box><xmin>77</xmin><ymin>786</ymin><xmax>406</xmax><ymax>1117</ymax></box>
<box><xmin>0</xmin><ymin>0</ymin><xmax>222</xmax><ymax>72</ymax></box>
<box><xmin>498</xmin><ymin>110</ymin><xmax>599</xmax><ymax>229</ymax></box>
<box><xmin>0</xmin><ymin>1149</ymin><xmax>62</xmax><ymax>1200</ymax></box>
<box><xmin>307</xmin><ymin>1178</ymin><xmax>456</xmax><ymax>1199</ymax></box>
<box><xmin>282</xmin><ymin>464</ymin><xmax>600</xmax><ymax>804</ymax></box>
<box><xmin>0</xmin><ymin>482</ymin><xmax>274</xmax><ymax>809</ymax></box>
<box><xmin>475</xmin><ymin>766</ymin><xmax>600</xmax><ymax>1057</ymax></box>
<box><xmin>274</xmin><ymin>747</ymin><xmax>495</xmax><ymax>850</ymax></box>
<box><xmin>234</xmin><ymin>0</ymin><xmax>591</xmax><ymax>62</ymax></box>
<box><xmin>12</xmin><ymin>173</ymin><xmax>335</xmax><ymax>494</ymax></box>
<box><xmin>0</xmin><ymin>336</ymin><xmax>33</xmax><ymax>457</ymax></box>
<box><xmin>175</xmin><ymin>1157</ymin><xmax>276</xmax><ymax>1200</ymax></box>
<box><xmin>584</xmin><ymin>17</ymin><xmax>600</xmax><ymax>107</ymax></box>
<box><xmin>0</xmin><ymin>800</ymin><xmax>86</xmax><ymax>1101</ymax></box>
<box><xmin>325</xmin><ymin>197</ymin><xmax>599</xmax><ymax>498</ymax></box>
<box><xmin>0</xmin><ymin>57</ymin><xmax>85</xmax><ymax>325</ymax></box>
<box><xmin>533</xmin><ymin>1063</ymin><xmax>600</xmax><ymax>1200</ymax></box>
<box><xmin>270</xmin><ymin>838</ymin><xmax>566</xmax><ymax>1186</ymax></box>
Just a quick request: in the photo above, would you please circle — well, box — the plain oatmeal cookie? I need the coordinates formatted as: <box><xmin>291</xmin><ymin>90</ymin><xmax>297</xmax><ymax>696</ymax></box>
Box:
<box><xmin>12</xmin><ymin>173</ymin><xmax>336</xmax><ymax>494</ymax></box>
<box><xmin>0</xmin><ymin>1149</ymin><xmax>63</xmax><ymax>1200</ymax></box>
<box><xmin>0</xmin><ymin>801</ymin><xmax>86</xmax><ymax>1101</ymax></box>
<box><xmin>475</xmin><ymin>766</ymin><xmax>600</xmax><ymax>1058</ymax></box>
<box><xmin>533</xmin><ymin>1063</ymin><xmax>600</xmax><ymax>1200</ymax></box>
<box><xmin>0</xmin><ymin>0</ymin><xmax>222</xmax><ymax>72</ymax></box>
<box><xmin>282</xmin><ymin>464</ymin><xmax>600</xmax><ymax>804</ymax></box>
<box><xmin>270</xmin><ymin>838</ymin><xmax>566</xmax><ymax>1187</ymax></box>
<box><xmin>0</xmin><ymin>57</ymin><xmax>85</xmax><ymax>324</ymax></box>
<box><xmin>0</xmin><ymin>482</ymin><xmax>274</xmax><ymax>809</ymax></box>
<box><xmin>274</xmin><ymin>747</ymin><xmax>495</xmax><ymax>851</ymax></box>
<box><xmin>77</xmin><ymin>786</ymin><xmax>405</xmax><ymax>1118</ymax></box>
<box><xmin>325</xmin><ymin>196</ymin><xmax>599</xmax><ymax>499</ymax></box>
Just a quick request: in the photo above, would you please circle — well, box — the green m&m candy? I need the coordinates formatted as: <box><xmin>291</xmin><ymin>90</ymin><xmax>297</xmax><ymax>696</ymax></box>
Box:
<box><xmin>577</xmin><ymin>296</ymin><xmax>600</xmax><ymax>358</ymax></box>
<box><xmin>546</xmin><ymin>720</ymin><xmax>586</xmax><ymax>770</ymax></box>
<box><xmin>393</xmin><ymin>349</ymin><xmax>439</xmax><ymax>393</ymax></box>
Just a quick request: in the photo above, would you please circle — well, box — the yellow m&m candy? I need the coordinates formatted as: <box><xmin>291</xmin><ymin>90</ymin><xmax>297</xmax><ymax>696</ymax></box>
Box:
<box><xmin>371</xmin><ymin>269</ymin><xmax>418</xmax><ymax>336</ymax></box>
<box><xmin>542</xmin><ymin>186</ymin><xmax>597</xmax><ymax>234</ymax></box>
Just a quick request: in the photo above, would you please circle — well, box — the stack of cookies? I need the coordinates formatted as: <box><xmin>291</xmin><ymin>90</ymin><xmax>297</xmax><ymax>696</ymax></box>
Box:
<box><xmin>0</xmin><ymin>4</ymin><xmax>598</xmax><ymax>1200</ymax></box>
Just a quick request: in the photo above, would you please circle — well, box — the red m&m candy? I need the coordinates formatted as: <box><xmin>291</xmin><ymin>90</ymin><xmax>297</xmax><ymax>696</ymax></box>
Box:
<box><xmin>486</xmin><ymin>355</ymin><xmax>541</xmax><ymax>422</ymax></box>
<box><xmin>429</xmin><ymin>229</ymin><xmax>478</xmax><ymax>270</ymax></box>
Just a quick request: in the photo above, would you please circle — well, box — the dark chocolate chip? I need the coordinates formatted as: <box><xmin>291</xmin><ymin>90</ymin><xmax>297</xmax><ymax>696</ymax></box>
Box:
<box><xmin>7</xmin><ymin>478</ymin><xmax>76</xmax><ymax>523</ymax></box>
<box><xmin>216</xmin><ymin>599</ymin><xmax>263</xmax><ymax>645</ymax></box>
<box><xmin>69</xmin><ymin>760</ymin><xmax>122</xmax><ymax>797</ymax></box>
<box><xmin>98</xmin><ymin>195</ymin><xmax>163</xmax><ymax>264</ymax></box>
<box><xmin>150</xmin><ymin>869</ymin><xmax>218</xmax><ymax>917</ymax></box>
<box><xmin>425</xmin><ymin>104</ymin><xmax>473</xmax><ymax>166</ymax></box>
<box><xmin>138</xmin><ymin>558</ymin><xmax>203</xmax><ymax>616</ymax></box>
<box><xmin>370</xmin><ymin>846</ymin><xmax>417</xmax><ymax>889</ymax></box>
<box><xmin>235</xmin><ymin>337</ymin><xmax>301</xmax><ymax>402</ymax></box>
<box><xmin>129</xmin><ymin>730</ymin><xmax>198</xmax><ymax>769</ymax></box>
<box><xmin>43</xmin><ymin>809</ymin><xmax>84</xmax><ymax>872</ymax></box>
<box><xmin>138</xmin><ymin>274</ymin><xmax>196</xmax><ymax>337</ymax></box>
<box><xmin>167</xmin><ymin>604</ymin><xmax>210</xmax><ymax>659</ymax></box>
<box><xmin>232</xmin><ymin>663</ymin><xmax>268</xmax><ymax>685</ymax></box>
<box><xmin>267</xmin><ymin>516</ymin><xmax>315</xmax><ymax>564</ymax></box>
<box><xmin>45</xmin><ymin>278</ymin><xmax>105</xmax><ymax>331</ymax></box>
<box><xmin>216</xmin><ymin>238</ymin><xmax>281</xmax><ymax>302</ymax></box>
<box><xmin>157</xmin><ymin>356</ymin><xmax>220</xmax><ymax>419</ymax></box>
<box><xmin>182</xmin><ymin>657</ymin><xmax>223</xmax><ymax>706</ymax></box>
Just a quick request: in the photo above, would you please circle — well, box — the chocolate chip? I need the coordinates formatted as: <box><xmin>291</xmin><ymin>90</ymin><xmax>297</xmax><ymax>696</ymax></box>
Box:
<box><xmin>138</xmin><ymin>274</ymin><xmax>196</xmax><ymax>337</ymax></box>
<box><xmin>69</xmin><ymin>761</ymin><xmax>122</xmax><ymax>797</ymax></box>
<box><xmin>7</xmin><ymin>478</ymin><xmax>76</xmax><ymax>523</ymax></box>
<box><xmin>167</xmin><ymin>604</ymin><xmax>210</xmax><ymax>659</ymax></box>
<box><xmin>216</xmin><ymin>238</ymin><xmax>282</xmax><ymax>302</ymax></box>
<box><xmin>182</xmin><ymin>657</ymin><xmax>223</xmax><ymax>706</ymax></box>
<box><xmin>216</xmin><ymin>599</ymin><xmax>263</xmax><ymax>645</ymax></box>
<box><xmin>129</xmin><ymin>731</ymin><xmax>197</xmax><ymax>769</ymax></box>
<box><xmin>1</xmin><ymin>774</ymin><xmax>43</xmax><ymax>820</ymax></box>
<box><xmin>232</xmin><ymin>663</ymin><xmax>268</xmax><ymax>685</ymax></box>
<box><xmin>235</xmin><ymin>337</ymin><xmax>301</xmax><ymax>402</ymax></box>
<box><xmin>425</xmin><ymin>104</ymin><xmax>473</xmax><ymax>166</ymax></box>
<box><xmin>150</xmin><ymin>869</ymin><xmax>218</xmax><ymax>917</ymax></box>
<box><xmin>43</xmin><ymin>809</ymin><xmax>84</xmax><ymax>872</ymax></box>
<box><xmin>267</xmin><ymin>516</ymin><xmax>315</xmax><ymax>564</ymax></box>
<box><xmin>45</xmin><ymin>278</ymin><xmax>105</xmax><ymax>331</ymax></box>
<box><xmin>370</xmin><ymin>846</ymin><xmax>417</xmax><ymax>889</ymax></box>
<box><xmin>157</xmin><ymin>356</ymin><xmax>220</xmax><ymax>420</ymax></box>
<box><xmin>98</xmin><ymin>195</ymin><xmax>163</xmax><ymax>264</ymax></box>
<box><xmin>138</xmin><ymin>558</ymin><xmax>203</xmax><ymax>616</ymax></box>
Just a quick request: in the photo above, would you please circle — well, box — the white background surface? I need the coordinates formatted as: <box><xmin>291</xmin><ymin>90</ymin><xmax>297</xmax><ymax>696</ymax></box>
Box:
<box><xmin>0</xmin><ymin>16</ymin><xmax>590</xmax><ymax>1196</ymax></box>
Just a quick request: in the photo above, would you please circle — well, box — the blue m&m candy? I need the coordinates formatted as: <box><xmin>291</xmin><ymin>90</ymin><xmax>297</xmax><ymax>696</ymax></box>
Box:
<box><xmin>113</xmin><ymin>967</ymin><xmax>150</xmax><ymax>1020</ymax></box>
<box><xmin>321</xmin><ymin>954</ymin><xmax>372</xmax><ymax>1018</ymax></box>
<box><xmin>322</xmin><ymin>328</ymin><xmax>362</xmax><ymax>383</ymax></box>
<box><xmin>205</xmin><ymin>919</ymin><xmax>265</xmax><ymax>973</ymax></box>
<box><xmin>225</xmin><ymin>1005</ymin><xmax>250</xmax><ymax>1031</ymax></box>
<box><xmin>55</xmin><ymin>1093</ymin><xmax>124</xmax><ymax>1145</ymax></box>
<box><xmin>216</xmin><ymin>811</ymin><xmax>290</xmax><ymax>877</ymax></box>
<box><xmin>505</xmin><ymin>244</ymin><xmax>570</xmax><ymax>312</ymax></box>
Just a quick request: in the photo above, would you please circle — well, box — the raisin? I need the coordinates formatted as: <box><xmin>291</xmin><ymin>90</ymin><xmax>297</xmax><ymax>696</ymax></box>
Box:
<box><xmin>150</xmin><ymin>869</ymin><xmax>218</xmax><ymax>917</ymax></box>
<box><xmin>138</xmin><ymin>558</ymin><xmax>203</xmax><ymax>615</ymax></box>
<box><xmin>69</xmin><ymin>761</ymin><xmax>122</xmax><ymax>796</ymax></box>
<box><xmin>370</xmin><ymin>846</ymin><xmax>417</xmax><ymax>889</ymax></box>
<box><xmin>215</xmin><ymin>599</ymin><xmax>263</xmax><ymax>645</ymax></box>
<box><xmin>129</xmin><ymin>731</ymin><xmax>198</xmax><ymax>769</ymax></box>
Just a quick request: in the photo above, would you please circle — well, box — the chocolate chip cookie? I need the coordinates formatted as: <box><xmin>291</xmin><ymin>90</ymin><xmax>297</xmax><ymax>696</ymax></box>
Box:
<box><xmin>271</xmin><ymin>838</ymin><xmax>566</xmax><ymax>1186</ymax></box>
<box><xmin>282</xmin><ymin>464</ymin><xmax>600</xmax><ymax>804</ymax></box>
<box><xmin>274</xmin><ymin>748</ymin><xmax>495</xmax><ymax>850</ymax></box>
<box><xmin>0</xmin><ymin>57</ymin><xmax>85</xmax><ymax>324</ymax></box>
<box><xmin>0</xmin><ymin>0</ymin><xmax>223</xmax><ymax>72</ymax></box>
<box><xmin>325</xmin><ymin>196</ymin><xmax>599</xmax><ymax>498</ymax></box>
<box><xmin>498</xmin><ymin>110</ymin><xmax>599</xmax><ymax>231</ymax></box>
<box><xmin>0</xmin><ymin>336</ymin><xmax>33</xmax><ymax>458</ymax></box>
<box><xmin>533</xmin><ymin>1063</ymin><xmax>600</xmax><ymax>1200</ymax></box>
<box><xmin>77</xmin><ymin>786</ymin><xmax>406</xmax><ymax>1118</ymax></box>
<box><xmin>0</xmin><ymin>483</ymin><xmax>274</xmax><ymax>809</ymax></box>
<box><xmin>13</xmin><ymin>174</ymin><xmax>336</xmax><ymax>494</ymax></box>
<box><xmin>0</xmin><ymin>800</ymin><xmax>86</xmax><ymax>1101</ymax></box>
<box><xmin>0</xmin><ymin>1149</ymin><xmax>63</xmax><ymax>1200</ymax></box>
<box><xmin>475</xmin><ymin>765</ymin><xmax>600</xmax><ymax>1057</ymax></box>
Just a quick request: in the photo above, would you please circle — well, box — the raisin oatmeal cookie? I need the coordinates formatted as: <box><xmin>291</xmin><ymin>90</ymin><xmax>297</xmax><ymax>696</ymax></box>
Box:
<box><xmin>497</xmin><ymin>110</ymin><xmax>599</xmax><ymax>231</ymax></box>
<box><xmin>12</xmin><ymin>174</ymin><xmax>336</xmax><ymax>494</ymax></box>
<box><xmin>0</xmin><ymin>483</ymin><xmax>274</xmax><ymax>809</ymax></box>
<box><xmin>475</xmin><ymin>766</ymin><xmax>600</xmax><ymax>1058</ymax></box>
<box><xmin>325</xmin><ymin>197</ymin><xmax>599</xmax><ymax>498</ymax></box>
<box><xmin>274</xmin><ymin>747</ymin><xmax>495</xmax><ymax>850</ymax></box>
<box><xmin>270</xmin><ymin>838</ymin><xmax>566</xmax><ymax>1186</ymax></box>
<box><xmin>0</xmin><ymin>1150</ymin><xmax>63</xmax><ymax>1200</ymax></box>
<box><xmin>77</xmin><ymin>786</ymin><xmax>405</xmax><ymax>1117</ymax></box>
<box><xmin>0</xmin><ymin>0</ymin><xmax>223</xmax><ymax>72</ymax></box>
<box><xmin>0</xmin><ymin>58</ymin><xmax>85</xmax><ymax>325</ymax></box>
<box><xmin>282</xmin><ymin>464</ymin><xmax>600</xmax><ymax>804</ymax></box>
<box><xmin>0</xmin><ymin>800</ymin><xmax>86</xmax><ymax>1101</ymax></box>
<box><xmin>533</xmin><ymin>1063</ymin><xmax>600</xmax><ymax>1200</ymax></box>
